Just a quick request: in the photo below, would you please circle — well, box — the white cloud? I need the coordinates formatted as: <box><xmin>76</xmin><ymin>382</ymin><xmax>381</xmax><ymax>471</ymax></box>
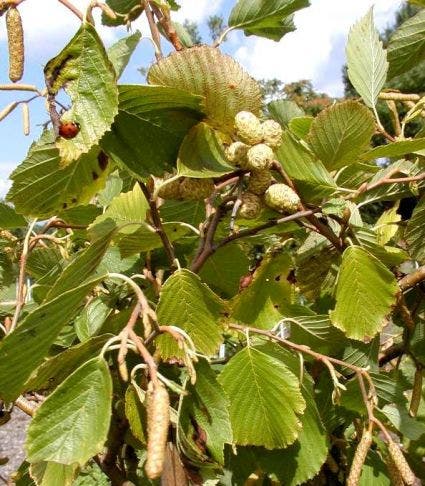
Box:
<box><xmin>173</xmin><ymin>0</ymin><xmax>225</xmax><ymax>24</ymax></box>
<box><xmin>0</xmin><ymin>162</ymin><xmax>16</xmax><ymax>198</ymax></box>
<box><xmin>234</xmin><ymin>0</ymin><xmax>403</xmax><ymax>97</ymax></box>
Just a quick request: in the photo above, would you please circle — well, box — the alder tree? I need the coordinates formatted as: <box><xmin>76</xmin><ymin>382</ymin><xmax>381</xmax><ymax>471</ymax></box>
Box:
<box><xmin>0</xmin><ymin>0</ymin><xmax>425</xmax><ymax>484</ymax></box>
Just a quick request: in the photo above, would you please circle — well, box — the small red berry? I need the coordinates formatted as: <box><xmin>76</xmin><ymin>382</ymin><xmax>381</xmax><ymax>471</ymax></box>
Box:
<box><xmin>58</xmin><ymin>121</ymin><xmax>80</xmax><ymax>139</ymax></box>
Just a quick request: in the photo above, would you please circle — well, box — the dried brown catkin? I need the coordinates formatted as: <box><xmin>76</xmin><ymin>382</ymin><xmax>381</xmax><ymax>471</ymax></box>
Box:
<box><xmin>385</xmin><ymin>453</ymin><xmax>404</xmax><ymax>486</ymax></box>
<box><xmin>145</xmin><ymin>380</ymin><xmax>170</xmax><ymax>480</ymax></box>
<box><xmin>388</xmin><ymin>441</ymin><xmax>416</xmax><ymax>486</ymax></box>
<box><xmin>346</xmin><ymin>429</ymin><xmax>372</xmax><ymax>486</ymax></box>
<box><xmin>6</xmin><ymin>7</ymin><xmax>24</xmax><ymax>82</ymax></box>
<box><xmin>22</xmin><ymin>103</ymin><xmax>30</xmax><ymax>136</ymax></box>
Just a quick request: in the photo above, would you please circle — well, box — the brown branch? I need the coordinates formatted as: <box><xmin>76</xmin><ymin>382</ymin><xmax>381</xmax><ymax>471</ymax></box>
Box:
<box><xmin>138</xmin><ymin>181</ymin><xmax>176</xmax><ymax>271</ymax></box>
<box><xmin>144</xmin><ymin>1</ymin><xmax>162</xmax><ymax>59</ymax></box>
<box><xmin>57</xmin><ymin>0</ymin><xmax>83</xmax><ymax>20</ymax></box>
<box><xmin>399</xmin><ymin>265</ymin><xmax>425</xmax><ymax>291</ymax></box>
<box><xmin>379</xmin><ymin>343</ymin><xmax>405</xmax><ymax>367</ymax></box>
<box><xmin>150</xmin><ymin>3</ymin><xmax>183</xmax><ymax>51</ymax></box>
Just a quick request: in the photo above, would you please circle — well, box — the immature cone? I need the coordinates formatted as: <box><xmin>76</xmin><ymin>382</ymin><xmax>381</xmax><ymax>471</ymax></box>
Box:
<box><xmin>246</xmin><ymin>144</ymin><xmax>274</xmax><ymax>170</ymax></box>
<box><xmin>180</xmin><ymin>178</ymin><xmax>214</xmax><ymax>201</ymax></box>
<box><xmin>385</xmin><ymin>454</ymin><xmax>404</xmax><ymax>486</ymax></box>
<box><xmin>388</xmin><ymin>441</ymin><xmax>416</xmax><ymax>486</ymax></box>
<box><xmin>261</xmin><ymin>119</ymin><xmax>283</xmax><ymax>149</ymax></box>
<box><xmin>145</xmin><ymin>381</ymin><xmax>170</xmax><ymax>480</ymax></box>
<box><xmin>264</xmin><ymin>183</ymin><xmax>300</xmax><ymax>214</ymax></box>
<box><xmin>248</xmin><ymin>169</ymin><xmax>272</xmax><ymax>195</ymax></box>
<box><xmin>6</xmin><ymin>7</ymin><xmax>24</xmax><ymax>82</ymax></box>
<box><xmin>239</xmin><ymin>192</ymin><xmax>263</xmax><ymax>219</ymax></box>
<box><xmin>346</xmin><ymin>429</ymin><xmax>372</xmax><ymax>486</ymax></box>
<box><xmin>225</xmin><ymin>141</ymin><xmax>249</xmax><ymax>167</ymax></box>
<box><xmin>234</xmin><ymin>111</ymin><xmax>263</xmax><ymax>145</ymax></box>
<box><xmin>157</xmin><ymin>178</ymin><xmax>182</xmax><ymax>200</ymax></box>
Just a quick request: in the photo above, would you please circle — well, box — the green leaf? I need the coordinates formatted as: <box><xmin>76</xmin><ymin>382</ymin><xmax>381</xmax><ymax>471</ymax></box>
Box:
<box><xmin>147</xmin><ymin>46</ymin><xmax>262</xmax><ymax>134</ymax></box>
<box><xmin>228</xmin><ymin>0</ymin><xmax>310</xmax><ymax>41</ymax></box>
<box><xmin>179</xmin><ymin>359</ymin><xmax>232</xmax><ymax>465</ymax></box>
<box><xmin>387</xmin><ymin>9</ymin><xmax>425</xmax><ymax>79</ymax></box>
<box><xmin>103</xmin><ymin>0</ymin><xmax>144</xmax><ymax>26</ymax></box>
<box><xmin>406</xmin><ymin>196</ymin><xmax>425</xmax><ymax>262</ymax></box>
<box><xmin>200</xmin><ymin>244</ymin><xmax>250</xmax><ymax>298</ymax></box>
<box><xmin>29</xmin><ymin>462</ymin><xmax>78</xmax><ymax>486</ymax></box>
<box><xmin>26</xmin><ymin>247</ymin><xmax>63</xmax><ymax>280</ymax></box>
<box><xmin>381</xmin><ymin>404</ymin><xmax>425</xmax><ymax>440</ymax></box>
<box><xmin>7</xmin><ymin>132</ymin><xmax>111</xmax><ymax>218</ymax></box>
<box><xmin>359</xmin><ymin>450</ymin><xmax>391</xmax><ymax>486</ymax></box>
<box><xmin>231</xmin><ymin>253</ymin><xmax>293</xmax><ymax>329</ymax></box>
<box><xmin>156</xmin><ymin>269</ymin><xmax>224</xmax><ymax>358</ymax></box>
<box><xmin>160</xmin><ymin>200</ymin><xmax>205</xmax><ymax>227</ymax></box>
<box><xmin>75</xmin><ymin>299</ymin><xmax>111</xmax><ymax>342</ymax></box>
<box><xmin>0</xmin><ymin>277</ymin><xmax>102</xmax><ymax>402</ymax></box>
<box><xmin>24</xmin><ymin>335</ymin><xmax>112</xmax><ymax>393</ymax></box>
<box><xmin>44</xmin><ymin>23</ymin><xmax>118</xmax><ymax>163</ymax></box>
<box><xmin>46</xmin><ymin>229</ymin><xmax>114</xmax><ymax>300</ymax></box>
<box><xmin>275</xmin><ymin>131</ymin><xmax>337</xmax><ymax>202</ymax></box>
<box><xmin>107</xmin><ymin>31</ymin><xmax>141</xmax><ymax>79</ymax></box>
<box><xmin>125</xmin><ymin>384</ymin><xmax>147</xmax><ymax>444</ymax></box>
<box><xmin>0</xmin><ymin>202</ymin><xmax>26</xmax><ymax>228</ymax></box>
<box><xmin>89</xmin><ymin>183</ymin><xmax>148</xmax><ymax>237</ymax></box>
<box><xmin>101</xmin><ymin>85</ymin><xmax>204</xmax><ymax>179</ymax></box>
<box><xmin>330</xmin><ymin>246</ymin><xmax>398</xmax><ymax>340</ymax></box>
<box><xmin>307</xmin><ymin>100</ymin><xmax>375</xmax><ymax>170</ymax></box>
<box><xmin>177</xmin><ymin>122</ymin><xmax>233</xmax><ymax>178</ymax></box>
<box><xmin>361</xmin><ymin>137</ymin><xmax>425</xmax><ymax>160</ymax></box>
<box><xmin>26</xmin><ymin>358</ymin><xmax>112</xmax><ymax>466</ymax></box>
<box><xmin>346</xmin><ymin>8</ymin><xmax>388</xmax><ymax>108</ymax></box>
<box><xmin>218</xmin><ymin>346</ymin><xmax>305</xmax><ymax>449</ymax></box>
<box><xmin>268</xmin><ymin>99</ymin><xmax>305</xmax><ymax>126</ymax></box>
<box><xmin>288</xmin><ymin>116</ymin><xmax>313</xmax><ymax>140</ymax></box>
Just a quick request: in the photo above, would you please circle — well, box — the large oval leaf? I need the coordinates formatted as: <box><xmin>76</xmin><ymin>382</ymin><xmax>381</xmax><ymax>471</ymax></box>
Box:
<box><xmin>329</xmin><ymin>246</ymin><xmax>398</xmax><ymax>341</ymax></box>
<box><xmin>26</xmin><ymin>358</ymin><xmax>112</xmax><ymax>466</ymax></box>
<box><xmin>346</xmin><ymin>9</ymin><xmax>388</xmax><ymax>108</ymax></box>
<box><xmin>45</xmin><ymin>23</ymin><xmax>118</xmax><ymax>163</ymax></box>
<box><xmin>218</xmin><ymin>346</ymin><xmax>305</xmax><ymax>449</ymax></box>
<box><xmin>147</xmin><ymin>46</ymin><xmax>262</xmax><ymax>134</ymax></box>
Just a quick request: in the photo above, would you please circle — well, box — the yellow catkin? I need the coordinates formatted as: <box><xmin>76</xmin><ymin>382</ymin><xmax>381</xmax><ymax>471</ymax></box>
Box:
<box><xmin>145</xmin><ymin>381</ymin><xmax>170</xmax><ymax>480</ymax></box>
<box><xmin>409</xmin><ymin>368</ymin><xmax>423</xmax><ymax>417</ymax></box>
<box><xmin>6</xmin><ymin>7</ymin><xmax>24</xmax><ymax>82</ymax></box>
<box><xmin>22</xmin><ymin>102</ymin><xmax>29</xmax><ymax>136</ymax></box>
<box><xmin>0</xmin><ymin>101</ymin><xmax>18</xmax><ymax>122</ymax></box>
<box><xmin>388</xmin><ymin>441</ymin><xmax>416</xmax><ymax>486</ymax></box>
<box><xmin>346</xmin><ymin>430</ymin><xmax>372</xmax><ymax>486</ymax></box>
<box><xmin>385</xmin><ymin>454</ymin><xmax>404</xmax><ymax>486</ymax></box>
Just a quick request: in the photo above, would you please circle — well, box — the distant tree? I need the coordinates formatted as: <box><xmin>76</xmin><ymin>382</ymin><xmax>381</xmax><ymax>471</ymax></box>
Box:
<box><xmin>207</xmin><ymin>15</ymin><xmax>225</xmax><ymax>41</ymax></box>
<box><xmin>182</xmin><ymin>19</ymin><xmax>202</xmax><ymax>45</ymax></box>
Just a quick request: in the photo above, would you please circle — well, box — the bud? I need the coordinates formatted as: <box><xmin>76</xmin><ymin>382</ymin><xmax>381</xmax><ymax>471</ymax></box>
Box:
<box><xmin>145</xmin><ymin>381</ymin><xmax>170</xmax><ymax>480</ymax></box>
<box><xmin>248</xmin><ymin>169</ymin><xmax>272</xmax><ymax>195</ymax></box>
<box><xmin>157</xmin><ymin>178</ymin><xmax>182</xmax><ymax>200</ymax></box>
<box><xmin>225</xmin><ymin>141</ymin><xmax>249</xmax><ymax>167</ymax></box>
<box><xmin>180</xmin><ymin>178</ymin><xmax>214</xmax><ymax>201</ymax></box>
<box><xmin>6</xmin><ymin>7</ymin><xmax>24</xmax><ymax>82</ymax></box>
<box><xmin>264</xmin><ymin>183</ymin><xmax>300</xmax><ymax>214</ymax></box>
<box><xmin>239</xmin><ymin>192</ymin><xmax>263</xmax><ymax>219</ymax></box>
<box><xmin>246</xmin><ymin>144</ymin><xmax>274</xmax><ymax>170</ymax></box>
<box><xmin>261</xmin><ymin>119</ymin><xmax>283</xmax><ymax>149</ymax></box>
<box><xmin>234</xmin><ymin>111</ymin><xmax>263</xmax><ymax>145</ymax></box>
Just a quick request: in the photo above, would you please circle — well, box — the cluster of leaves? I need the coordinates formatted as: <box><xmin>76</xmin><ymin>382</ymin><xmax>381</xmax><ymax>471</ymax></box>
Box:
<box><xmin>1</xmin><ymin>0</ymin><xmax>425</xmax><ymax>485</ymax></box>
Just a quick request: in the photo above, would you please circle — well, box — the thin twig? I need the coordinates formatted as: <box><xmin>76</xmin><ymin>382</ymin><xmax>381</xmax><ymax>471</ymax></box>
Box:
<box><xmin>57</xmin><ymin>0</ymin><xmax>83</xmax><ymax>20</ymax></box>
<box><xmin>150</xmin><ymin>2</ymin><xmax>182</xmax><ymax>51</ymax></box>
<box><xmin>144</xmin><ymin>1</ymin><xmax>162</xmax><ymax>59</ymax></box>
<box><xmin>399</xmin><ymin>265</ymin><xmax>425</xmax><ymax>291</ymax></box>
<box><xmin>138</xmin><ymin>181</ymin><xmax>176</xmax><ymax>270</ymax></box>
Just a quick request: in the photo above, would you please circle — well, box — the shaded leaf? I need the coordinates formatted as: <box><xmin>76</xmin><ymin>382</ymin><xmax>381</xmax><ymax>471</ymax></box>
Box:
<box><xmin>125</xmin><ymin>384</ymin><xmax>147</xmax><ymax>444</ymax></box>
<box><xmin>179</xmin><ymin>359</ymin><xmax>232</xmax><ymax>465</ymax></box>
<box><xmin>330</xmin><ymin>246</ymin><xmax>398</xmax><ymax>340</ymax></box>
<box><xmin>307</xmin><ymin>100</ymin><xmax>375</xmax><ymax>170</ymax></box>
<box><xmin>228</xmin><ymin>0</ymin><xmax>309</xmax><ymax>41</ymax></box>
<box><xmin>346</xmin><ymin>9</ymin><xmax>388</xmax><ymax>108</ymax></box>
<box><xmin>101</xmin><ymin>85</ymin><xmax>204</xmax><ymax>179</ymax></box>
<box><xmin>268</xmin><ymin>99</ymin><xmax>305</xmax><ymax>126</ymax></box>
<box><xmin>45</xmin><ymin>23</ymin><xmax>118</xmax><ymax>163</ymax></box>
<box><xmin>75</xmin><ymin>299</ymin><xmax>111</xmax><ymax>342</ymax></box>
<box><xmin>387</xmin><ymin>9</ymin><xmax>425</xmax><ymax>79</ymax></box>
<box><xmin>26</xmin><ymin>358</ymin><xmax>112</xmax><ymax>466</ymax></box>
<box><xmin>103</xmin><ymin>0</ymin><xmax>143</xmax><ymax>26</ymax></box>
<box><xmin>0</xmin><ymin>202</ymin><xmax>26</xmax><ymax>229</ymax></box>
<box><xmin>405</xmin><ymin>195</ymin><xmax>425</xmax><ymax>263</ymax></box>
<box><xmin>218</xmin><ymin>346</ymin><xmax>305</xmax><ymax>449</ymax></box>
<box><xmin>177</xmin><ymin>122</ymin><xmax>233</xmax><ymax>178</ymax></box>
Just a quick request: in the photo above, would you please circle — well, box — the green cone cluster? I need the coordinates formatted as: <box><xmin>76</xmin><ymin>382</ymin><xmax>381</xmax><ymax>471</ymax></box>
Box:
<box><xmin>264</xmin><ymin>183</ymin><xmax>300</xmax><ymax>214</ymax></box>
<box><xmin>157</xmin><ymin>176</ymin><xmax>214</xmax><ymax>201</ymax></box>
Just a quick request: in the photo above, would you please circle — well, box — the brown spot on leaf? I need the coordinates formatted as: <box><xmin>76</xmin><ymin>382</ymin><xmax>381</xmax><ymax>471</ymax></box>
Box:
<box><xmin>92</xmin><ymin>171</ymin><xmax>99</xmax><ymax>181</ymax></box>
<box><xmin>97</xmin><ymin>151</ymin><xmax>109</xmax><ymax>171</ymax></box>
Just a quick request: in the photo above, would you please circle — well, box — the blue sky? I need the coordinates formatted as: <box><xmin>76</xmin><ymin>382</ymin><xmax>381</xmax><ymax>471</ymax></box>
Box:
<box><xmin>0</xmin><ymin>0</ymin><xmax>403</xmax><ymax>197</ymax></box>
